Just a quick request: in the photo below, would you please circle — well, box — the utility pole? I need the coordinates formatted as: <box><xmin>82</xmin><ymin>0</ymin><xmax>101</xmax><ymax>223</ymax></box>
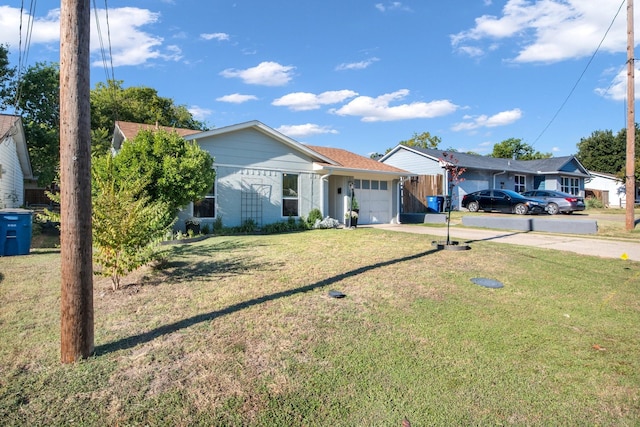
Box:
<box><xmin>626</xmin><ymin>0</ymin><xmax>636</xmax><ymax>231</ymax></box>
<box><xmin>59</xmin><ymin>0</ymin><xmax>94</xmax><ymax>363</ymax></box>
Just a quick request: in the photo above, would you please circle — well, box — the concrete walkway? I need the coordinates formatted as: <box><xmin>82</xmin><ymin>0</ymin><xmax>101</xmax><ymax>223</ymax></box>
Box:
<box><xmin>367</xmin><ymin>223</ymin><xmax>640</xmax><ymax>262</ymax></box>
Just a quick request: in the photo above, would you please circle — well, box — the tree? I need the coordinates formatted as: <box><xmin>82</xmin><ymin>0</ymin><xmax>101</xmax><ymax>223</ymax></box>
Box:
<box><xmin>90</xmin><ymin>80</ymin><xmax>207</xmax><ymax>156</ymax></box>
<box><xmin>92</xmin><ymin>154</ymin><xmax>173</xmax><ymax>290</ymax></box>
<box><xmin>490</xmin><ymin>138</ymin><xmax>551</xmax><ymax>160</ymax></box>
<box><xmin>576</xmin><ymin>128</ymin><xmax>634</xmax><ymax>175</ymax></box>
<box><xmin>0</xmin><ymin>44</ymin><xmax>15</xmax><ymax>107</ymax></box>
<box><xmin>105</xmin><ymin>129</ymin><xmax>216</xmax><ymax>216</ymax></box>
<box><xmin>13</xmin><ymin>62</ymin><xmax>61</xmax><ymax>185</ymax></box>
<box><xmin>399</xmin><ymin>131</ymin><xmax>441</xmax><ymax>150</ymax></box>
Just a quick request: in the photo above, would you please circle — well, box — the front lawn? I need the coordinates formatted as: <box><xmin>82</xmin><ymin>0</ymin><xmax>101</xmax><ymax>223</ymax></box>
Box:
<box><xmin>1</xmin><ymin>229</ymin><xmax>639</xmax><ymax>425</ymax></box>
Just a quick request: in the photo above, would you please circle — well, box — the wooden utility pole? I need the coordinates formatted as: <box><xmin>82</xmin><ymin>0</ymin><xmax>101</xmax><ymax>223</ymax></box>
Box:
<box><xmin>626</xmin><ymin>0</ymin><xmax>636</xmax><ymax>231</ymax></box>
<box><xmin>59</xmin><ymin>0</ymin><xmax>94</xmax><ymax>363</ymax></box>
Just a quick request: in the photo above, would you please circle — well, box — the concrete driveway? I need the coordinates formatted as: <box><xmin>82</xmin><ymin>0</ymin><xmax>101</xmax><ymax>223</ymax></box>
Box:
<box><xmin>368</xmin><ymin>223</ymin><xmax>640</xmax><ymax>262</ymax></box>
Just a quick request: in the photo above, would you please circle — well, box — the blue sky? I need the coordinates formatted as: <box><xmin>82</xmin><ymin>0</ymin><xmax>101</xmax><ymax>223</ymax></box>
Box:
<box><xmin>0</xmin><ymin>0</ymin><xmax>635</xmax><ymax>157</ymax></box>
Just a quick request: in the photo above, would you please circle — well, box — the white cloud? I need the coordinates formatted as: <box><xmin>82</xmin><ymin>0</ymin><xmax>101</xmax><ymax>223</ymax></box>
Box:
<box><xmin>272</xmin><ymin>90</ymin><xmax>358</xmax><ymax>111</ymax></box>
<box><xmin>188</xmin><ymin>105</ymin><xmax>212</xmax><ymax>120</ymax></box>
<box><xmin>220</xmin><ymin>61</ymin><xmax>295</xmax><ymax>86</ymax></box>
<box><xmin>594</xmin><ymin>66</ymin><xmax>640</xmax><ymax>101</ymax></box>
<box><xmin>0</xmin><ymin>6</ymin><xmax>59</xmax><ymax>48</ymax></box>
<box><xmin>335</xmin><ymin>57</ymin><xmax>380</xmax><ymax>71</ymax></box>
<box><xmin>276</xmin><ymin>124</ymin><xmax>339</xmax><ymax>138</ymax></box>
<box><xmin>451</xmin><ymin>0</ymin><xmax>629</xmax><ymax>63</ymax></box>
<box><xmin>200</xmin><ymin>32</ymin><xmax>230</xmax><ymax>41</ymax></box>
<box><xmin>330</xmin><ymin>89</ymin><xmax>458</xmax><ymax>122</ymax></box>
<box><xmin>0</xmin><ymin>6</ymin><xmax>189</xmax><ymax>67</ymax></box>
<box><xmin>216</xmin><ymin>93</ymin><xmax>259</xmax><ymax>103</ymax></box>
<box><xmin>452</xmin><ymin>108</ymin><xmax>523</xmax><ymax>131</ymax></box>
<box><xmin>375</xmin><ymin>2</ymin><xmax>412</xmax><ymax>12</ymax></box>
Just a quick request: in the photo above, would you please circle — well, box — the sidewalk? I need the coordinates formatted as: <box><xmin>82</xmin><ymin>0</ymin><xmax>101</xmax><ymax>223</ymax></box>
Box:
<box><xmin>368</xmin><ymin>223</ymin><xmax>640</xmax><ymax>262</ymax></box>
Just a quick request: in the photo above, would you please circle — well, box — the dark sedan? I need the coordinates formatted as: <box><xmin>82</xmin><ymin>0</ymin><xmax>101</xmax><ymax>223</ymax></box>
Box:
<box><xmin>461</xmin><ymin>189</ymin><xmax>547</xmax><ymax>215</ymax></box>
<box><xmin>520</xmin><ymin>190</ymin><xmax>586</xmax><ymax>215</ymax></box>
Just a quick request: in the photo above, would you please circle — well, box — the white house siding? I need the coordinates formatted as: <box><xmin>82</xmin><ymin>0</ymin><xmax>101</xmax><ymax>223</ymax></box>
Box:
<box><xmin>382</xmin><ymin>148</ymin><xmax>443</xmax><ymax>175</ymax></box>
<box><xmin>0</xmin><ymin>136</ymin><xmax>25</xmax><ymax>208</ymax></box>
<box><xmin>586</xmin><ymin>173</ymin><xmax>625</xmax><ymax>207</ymax></box>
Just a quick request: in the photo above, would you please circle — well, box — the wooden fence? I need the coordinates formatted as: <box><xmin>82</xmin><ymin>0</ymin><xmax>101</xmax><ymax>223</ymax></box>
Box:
<box><xmin>402</xmin><ymin>175</ymin><xmax>444</xmax><ymax>213</ymax></box>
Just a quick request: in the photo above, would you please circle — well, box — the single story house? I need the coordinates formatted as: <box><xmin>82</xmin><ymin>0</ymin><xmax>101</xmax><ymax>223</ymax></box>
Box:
<box><xmin>585</xmin><ymin>171</ymin><xmax>632</xmax><ymax>208</ymax></box>
<box><xmin>379</xmin><ymin>145</ymin><xmax>590</xmax><ymax>211</ymax></box>
<box><xmin>112</xmin><ymin>120</ymin><xmax>411</xmax><ymax>229</ymax></box>
<box><xmin>0</xmin><ymin>114</ymin><xmax>33</xmax><ymax>208</ymax></box>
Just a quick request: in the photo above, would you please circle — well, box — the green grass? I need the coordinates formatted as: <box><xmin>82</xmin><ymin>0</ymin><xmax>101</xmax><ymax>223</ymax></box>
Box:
<box><xmin>1</xmin><ymin>229</ymin><xmax>639</xmax><ymax>426</ymax></box>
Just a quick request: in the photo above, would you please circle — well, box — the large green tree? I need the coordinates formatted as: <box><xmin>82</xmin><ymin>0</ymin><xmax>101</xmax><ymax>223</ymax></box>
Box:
<box><xmin>0</xmin><ymin>44</ymin><xmax>15</xmax><ymax>105</ymax></box>
<box><xmin>90</xmin><ymin>80</ymin><xmax>207</xmax><ymax>156</ymax></box>
<box><xmin>13</xmin><ymin>62</ymin><xmax>60</xmax><ymax>185</ymax></box>
<box><xmin>575</xmin><ymin>127</ymin><xmax>640</xmax><ymax>176</ymax></box>
<box><xmin>97</xmin><ymin>129</ymin><xmax>216</xmax><ymax>216</ymax></box>
<box><xmin>490</xmin><ymin>138</ymin><xmax>551</xmax><ymax>160</ymax></box>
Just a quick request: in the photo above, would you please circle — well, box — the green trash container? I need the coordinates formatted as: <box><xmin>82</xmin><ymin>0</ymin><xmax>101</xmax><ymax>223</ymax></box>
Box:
<box><xmin>0</xmin><ymin>209</ymin><xmax>33</xmax><ymax>256</ymax></box>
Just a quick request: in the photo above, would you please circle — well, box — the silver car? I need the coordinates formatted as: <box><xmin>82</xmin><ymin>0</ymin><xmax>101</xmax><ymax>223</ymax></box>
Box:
<box><xmin>520</xmin><ymin>190</ymin><xmax>586</xmax><ymax>215</ymax></box>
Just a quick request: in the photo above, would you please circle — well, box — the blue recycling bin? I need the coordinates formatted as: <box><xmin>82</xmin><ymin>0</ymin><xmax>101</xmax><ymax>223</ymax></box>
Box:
<box><xmin>0</xmin><ymin>209</ymin><xmax>33</xmax><ymax>256</ymax></box>
<box><xmin>426</xmin><ymin>196</ymin><xmax>445</xmax><ymax>213</ymax></box>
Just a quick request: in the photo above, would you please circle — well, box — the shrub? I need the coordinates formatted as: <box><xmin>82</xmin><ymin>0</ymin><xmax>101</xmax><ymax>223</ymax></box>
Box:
<box><xmin>586</xmin><ymin>197</ymin><xmax>604</xmax><ymax>209</ymax></box>
<box><xmin>306</xmin><ymin>208</ymin><xmax>323</xmax><ymax>228</ymax></box>
<box><xmin>213</xmin><ymin>216</ymin><xmax>224</xmax><ymax>234</ymax></box>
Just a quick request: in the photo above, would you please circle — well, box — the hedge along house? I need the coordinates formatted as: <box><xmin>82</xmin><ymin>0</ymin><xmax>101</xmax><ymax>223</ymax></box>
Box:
<box><xmin>379</xmin><ymin>145</ymin><xmax>590</xmax><ymax>211</ymax></box>
<box><xmin>0</xmin><ymin>114</ymin><xmax>33</xmax><ymax>208</ymax></box>
<box><xmin>112</xmin><ymin>120</ymin><xmax>411</xmax><ymax>230</ymax></box>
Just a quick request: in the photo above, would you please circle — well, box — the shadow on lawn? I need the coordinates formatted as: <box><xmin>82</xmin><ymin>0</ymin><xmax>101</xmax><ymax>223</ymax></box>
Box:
<box><xmin>94</xmin><ymin>246</ymin><xmax>442</xmax><ymax>356</ymax></box>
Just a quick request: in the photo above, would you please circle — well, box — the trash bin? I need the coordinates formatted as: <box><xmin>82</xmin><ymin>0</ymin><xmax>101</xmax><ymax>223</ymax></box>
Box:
<box><xmin>0</xmin><ymin>209</ymin><xmax>33</xmax><ymax>256</ymax></box>
<box><xmin>426</xmin><ymin>196</ymin><xmax>444</xmax><ymax>213</ymax></box>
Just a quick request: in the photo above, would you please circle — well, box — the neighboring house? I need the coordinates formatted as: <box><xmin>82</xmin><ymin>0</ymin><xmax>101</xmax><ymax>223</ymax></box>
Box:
<box><xmin>0</xmin><ymin>114</ymin><xmax>33</xmax><ymax>208</ymax></box>
<box><xmin>379</xmin><ymin>146</ymin><xmax>590</xmax><ymax>211</ymax></box>
<box><xmin>585</xmin><ymin>171</ymin><xmax>627</xmax><ymax>208</ymax></box>
<box><xmin>112</xmin><ymin>120</ymin><xmax>410</xmax><ymax>228</ymax></box>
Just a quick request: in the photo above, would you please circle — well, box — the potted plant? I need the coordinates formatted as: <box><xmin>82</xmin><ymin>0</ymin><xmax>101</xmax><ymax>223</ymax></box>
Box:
<box><xmin>345</xmin><ymin>209</ymin><xmax>359</xmax><ymax>228</ymax></box>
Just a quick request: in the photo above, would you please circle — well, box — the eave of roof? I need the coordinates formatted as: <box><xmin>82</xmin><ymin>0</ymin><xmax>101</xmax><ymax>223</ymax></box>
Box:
<box><xmin>307</xmin><ymin>145</ymin><xmax>411</xmax><ymax>176</ymax></box>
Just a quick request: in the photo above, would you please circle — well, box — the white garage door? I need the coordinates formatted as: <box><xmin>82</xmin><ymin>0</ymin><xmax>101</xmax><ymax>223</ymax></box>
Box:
<box><xmin>355</xmin><ymin>179</ymin><xmax>391</xmax><ymax>224</ymax></box>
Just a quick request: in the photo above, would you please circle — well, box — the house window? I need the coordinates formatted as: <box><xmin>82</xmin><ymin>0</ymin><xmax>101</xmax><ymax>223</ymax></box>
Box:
<box><xmin>561</xmin><ymin>177</ymin><xmax>580</xmax><ymax>195</ymax></box>
<box><xmin>282</xmin><ymin>173</ymin><xmax>299</xmax><ymax>216</ymax></box>
<box><xmin>514</xmin><ymin>175</ymin><xmax>525</xmax><ymax>193</ymax></box>
<box><xmin>194</xmin><ymin>182</ymin><xmax>215</xmax><ymax>218</ymax></box>
<box><xmin>380</xmin><ymin>181</ymin><xmax>388</xmax><ymax>191</ymax></box>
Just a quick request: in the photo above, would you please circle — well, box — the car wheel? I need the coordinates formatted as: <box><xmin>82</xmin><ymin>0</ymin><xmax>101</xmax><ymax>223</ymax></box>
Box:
<box><xmin>467</xmin><ymin>201</ymin><xmax>479</xmax><ymax>212</ymax></box>
<box><xmin>514</xmin><ymin>203</ymin><xmax>528</xmax><ymax>215</ymax></box>
<box><xmin>546</xmin><ymin>203</ymin><xmax>559</xmax><ymax>215</ymax></box>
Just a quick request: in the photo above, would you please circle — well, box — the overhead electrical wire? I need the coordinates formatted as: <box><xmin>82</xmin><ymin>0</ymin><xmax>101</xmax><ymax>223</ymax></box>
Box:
<box><xmin>531</xmin><ymin>0</ymin><xmax>626</xmax><ymax>147</ymax></box>
<box><xmin>93</xmin><ymin>0</ymin><xmax>120</xmax><ymax>128</ymax></box>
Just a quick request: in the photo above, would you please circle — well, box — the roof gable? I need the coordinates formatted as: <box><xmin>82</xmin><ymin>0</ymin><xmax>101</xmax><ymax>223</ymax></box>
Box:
<box><xmin>0</xmin><ymin>114</ymin><xmax>33</xmax><ymax>179</ymax></box>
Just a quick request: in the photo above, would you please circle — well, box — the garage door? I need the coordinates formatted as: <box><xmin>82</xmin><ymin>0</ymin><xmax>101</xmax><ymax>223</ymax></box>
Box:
<box><xmin>355</xmin><ymin>179</ymin><xmax>391</xmax><ymax>224</ymax></box>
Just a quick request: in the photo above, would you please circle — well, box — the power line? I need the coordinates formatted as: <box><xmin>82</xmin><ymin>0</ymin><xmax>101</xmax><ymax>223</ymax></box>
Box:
<box><xmin>531</xmin><ymin>0</ymin><xmax>626</xmax><ymax>147</ymax></box>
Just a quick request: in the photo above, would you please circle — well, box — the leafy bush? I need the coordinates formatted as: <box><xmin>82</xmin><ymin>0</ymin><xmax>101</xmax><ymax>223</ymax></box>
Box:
<box><xmin>306</xmin><ymin>208</ymin><xmax>323</xmax><ymax>228</ymax></box>
<box><xmin>586</xmin><ymin>197</ymin><xmax>604</xmax><ymax>209</ymax></box>
<box><xmin>213</xmin><ymin>216</ymin><xmax>224</xmax><ymax>234</ymax></box>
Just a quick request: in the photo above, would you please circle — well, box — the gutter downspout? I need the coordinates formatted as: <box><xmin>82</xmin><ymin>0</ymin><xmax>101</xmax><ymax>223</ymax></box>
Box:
<box><xmin>321</xmin><ymin>170</ymin><xmax>332</xmax><ymax>218</ymax></box>
<box><xmin>493</xmin><ymin>170</ymin><xmax>507</xmax><ymax>188</ymax></box>
<box><xmin>397</xmin><ymin>177</ymin><xmax>406</xmax><ymax>224</ymax></box>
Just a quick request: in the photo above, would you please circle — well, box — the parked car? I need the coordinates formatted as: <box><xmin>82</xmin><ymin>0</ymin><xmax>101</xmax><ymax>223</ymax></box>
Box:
<box><xmin>461</xmin><ymin>189</ymin><xmax>547</xmax><ymax>215</ymax></box>
<box><xmin>520</xmin><ymin>190</ymin><xmax>586</xmax><ymax>215</ymax></box>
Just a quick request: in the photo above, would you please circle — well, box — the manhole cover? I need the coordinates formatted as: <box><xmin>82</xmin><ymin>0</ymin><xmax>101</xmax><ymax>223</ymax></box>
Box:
<box><xmin>471</xmin><ymin>278</ymin><xmax>504</xmax><ymax>289</ymax></box>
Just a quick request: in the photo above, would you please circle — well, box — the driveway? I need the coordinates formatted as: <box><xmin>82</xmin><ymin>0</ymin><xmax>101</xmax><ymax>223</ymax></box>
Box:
<box><xmin>368</xmin><ymin>223</ymin><xmax>640</xmax><ymax>262</ymax></box>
